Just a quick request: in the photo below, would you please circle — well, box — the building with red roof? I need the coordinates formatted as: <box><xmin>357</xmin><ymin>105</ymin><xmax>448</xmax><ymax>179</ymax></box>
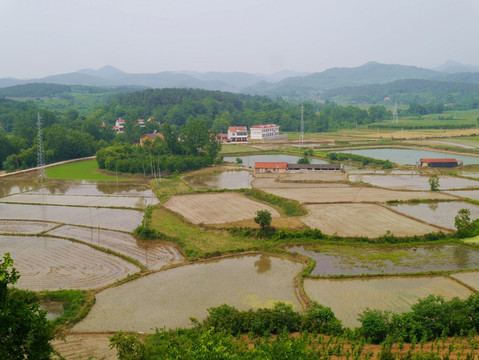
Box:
<box><xmin>227</xmin><ymin>126</ymin><xmax>248</xmax><ymax>142</ymax></box>
<box><xmin>254</xmin><ymin>162</ymin><xmax>287</xmax><ymax>173</ymax></box>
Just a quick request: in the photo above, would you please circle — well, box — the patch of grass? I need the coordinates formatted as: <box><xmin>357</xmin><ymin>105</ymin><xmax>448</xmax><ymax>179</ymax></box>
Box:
<box><xmin>220</xmin><ymin>144</ymin><xmax>261</xmax><ymax>154</ymax></box>
<box><xmin>46</xmin><ymin>159</ymin><xmax>130</xmax><ymax>181</ymax></box>
<box><xmin>151</xmin><ymin>176</ymin><xmax>194</xmax><ymax>202</ymax></box>
<box><xmin>150</xmin><ymin>207</ymin><xmax>262</xmax><ymax>258</ymax></box>
<box><xmin>39</xmin><ymin>289</ymin><xmax>93</xmax><ymax>328</ymax></box>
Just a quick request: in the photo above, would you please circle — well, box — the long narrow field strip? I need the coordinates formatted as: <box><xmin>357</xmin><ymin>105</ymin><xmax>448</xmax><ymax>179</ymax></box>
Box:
<box><xmin>163</xmin><ymin>193</ymin><xmax>280</xmax><ymax>224</ymax></box>
<box><xmin>46</xmin><ymin>159</ymin><xmax>131</xmax><ymax>181</ymax></box>
<box><xmin>349</xmin><ymin>174</ymin><xmax>479</xmax><ymax>191</ymax></box>
<box><xmin>0</xmin><ymin>235</ymin><xmax>140</xmax><ymax>290</ymax></box>
<box><xmin>304</xmin><ymin>276</ymin><xmax>473</xmax><ymax>328</ymax></box>
<box><xmin>258</xmin><ymin>185</ymin><xmax>456</xmax><ymax>203</ymax></box>
<box><xmin>26</xmin><ymin>183</ymin><xmax>156</xmax><ymax>197</ymax></box>
<box><xmin>0</xmin><ymin>203</ymin><xmax>143</xmax><ymax>232</ymax></box>
<box><xmin>47</xmin><ymin>225</ymin><xmax>184</xmax><ymax>270</ymax></box>
<box><xmin>0</xmin><ymin>193</ymin><xmax>158</xmax><ymax>208</ymax></box>
<box><xmin>52</xmin><ymin>333</ymin><xmax>117</xmax><ymax>360</ymax></box>
<box><xmin>74</xmin><ymin>255</ymin><xmax>303</xmax><ymax>332</ymax></box>
<box><xmin>0</xmin><ymin>220</ymin><xmax>57</xmax><ymax>234</ymax></box>
<box><xmin>301</xmin><ymin>204</ymin><xmax>442</xmax><ymax>237</ymax></box>
<box><xmin>252</xmin><ymin>177</ymin><xmax>350</xmax><ymax>189</ymax></box>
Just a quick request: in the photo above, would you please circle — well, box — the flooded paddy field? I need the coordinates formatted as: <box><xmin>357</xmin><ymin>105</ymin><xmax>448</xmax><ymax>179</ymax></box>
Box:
<box><xmin>184</xmin><ymin>170</ymin><xmax>254</xmax><ymax>190</ymax></box>
<box><xmin>74</xmin><ymin>254</ymin><xmax>303</xmax><ymax>332</ymax></box>
<box><xmin>349</xmin><ymin>174</ymin><xmax>479</xmax><ymax>190</ymax></box>
<box><xmin>0</xmin><ymin>173</ymin><xmax>39</xmax><ymax>197</ymax></box>
<box><xmin>288</xmin><ymin>244</ymin><xmax>479</xmax><ymax>276</ymax></box>
<box><xmin>27</xmin><ymin>182</ymin><xmax>156</xmax><ymax>197</ymax></box>
<box><xmin>0</xmin><ymin>193</ymin><xmax>157</xmax><ymax>208</ymax></box>
<box><xmin>259</xmin><ymin>185</ymin><xmax>455</xmax><ymax>203</ymax></box>
<box><xmin>224</xmin><ymin>154</ymin><xmax>329</xmax><ymax>167</ymax></box>
<box><xmin>47</xmin><ymin>225</ymin><xmax>184</xmax><ymax>270</ymax></box>
<box><xmin>252</xmin><ymin>177</ymin><xmax>350</xmax><ymax>189</ymax></box>
<box><xmin>0</xmin><ymin>203</ymin><xmax>143</xmax><ymax>232</ymax></box>
<box><xmin>163</xmin><ymin>193</ymin><xmax>280</xmax><ymax>224</ymax></box>
<box><xmin>450</xmin><ymin>271</ymin><xmax>479</xmax><ymax>291</ymax></box>
<box><xmin>0</xmin><ymin>220</ymin><xmax>57</xmax><ymax>234</ymax></box>
<box><xmin>0</xmin><ymin>235</ymin><xmax>139</xmax><ymax>290</ymax></box>
<box><xmin>336</xmin><ymin>148</ymin><xmax>479</xmax><ymax>165</ymax></box>
<box><xmin>444</xmin><ymin>190</ymin><xmax>479</xmax><ymax>200</ymax></box>
<box><xmin>301</xmin><ymin>204</ymin><xmax>441</xmax><ymax>237</ymax></box>
<box><xmin>304</xmin><ymin>276</ymin><xmax>473</xmax><ymax>328</ymax></box>
<box><xmin>388</xmin><ymin>201</ymin><xmax>479</xmax><ymax>230</ymax></box>
<box><xmin>52</xmin><ymin>333</ymin><xmax>116</xmax><ymax>360</ymax></box>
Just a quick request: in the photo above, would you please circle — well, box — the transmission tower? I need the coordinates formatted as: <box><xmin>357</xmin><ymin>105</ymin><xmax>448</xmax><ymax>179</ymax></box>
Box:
<box><xmin>392</xmin><ymin>102</ymin><xmax>399</xmax><ymax>124</ymax></box>
<box><xmin>37</xmin><ymin>113</ymin><xmax>46</xmax><ymax>180</ymax></box>
<box><xmin>300</xmin><ymin>104</ymin><xmax>304</xmax><ymax>145</ymax></box>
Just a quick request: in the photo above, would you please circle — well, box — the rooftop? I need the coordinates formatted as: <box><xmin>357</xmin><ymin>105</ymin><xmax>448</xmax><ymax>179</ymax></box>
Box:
<box><xmin>254</xmin><ymin>162</ymin><xmax>287</xmax><ymax>169</ymax></box>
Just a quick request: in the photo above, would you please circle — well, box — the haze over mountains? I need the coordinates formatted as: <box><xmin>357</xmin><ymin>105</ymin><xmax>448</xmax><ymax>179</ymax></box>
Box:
<box><xmin>1</xmin><ymin>61</ymin><xmax>479</xmax><ymax>101</ymax></box>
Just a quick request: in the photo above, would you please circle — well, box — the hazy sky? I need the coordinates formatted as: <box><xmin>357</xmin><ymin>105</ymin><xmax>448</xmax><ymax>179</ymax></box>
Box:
<box><xmin>1</xmin><ymin>0</ymin><xmax>478</xmax><ymax>78</ymax></box>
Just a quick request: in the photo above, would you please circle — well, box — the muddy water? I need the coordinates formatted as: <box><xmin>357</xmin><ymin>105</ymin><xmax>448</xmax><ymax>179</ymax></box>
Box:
<box><xmin>288</xmin><ymin>244</ymin><xmax>479</xmax><ymax>276</ymax></box>
<box><xmin>74</xmin><ymin>254</ymin><xmax>303</xmax><ymax>332</ymax></box>
<box><xmin>224</xmin><ymin>154</ymin><xmax>329</xmax><ymax>167</ymax></box>
<box><xmin>47</xmin><ymin>225</ymin><xmax>184</xmax><ymax>270</ymax></box>
<box><xmin>349</xmin><ymin>174</ymin><xmax>479</xmax><ymax>190</ymax></box>
<box><xmin>0</xmin><ymin>235</ymin><xmax>140</xmax><ymax>290</ymax></box>
<box><xmin>337</xmin><ymin>148</ymin><xmax>479</xmax><ymax>165</ymax></box>
<box><xmin>0</xmin><ymin>220</ymin><xmax>56</xmax><ymax>234</ymax></box>
<box><xmin>0</xmin><ymin>203</ymin><xmax>143</xmax><ymax>232</ymax></box>
<box><xmin>27</xmin><ymin>182</ymin><xmax>156</xmax><ymax>197</ymax></box>
<box><xmin>0</xmin><ymin>193</ymin><xmax>158</xmax><ymax>208</ymax></box>
<box><xmin>40</xmin><ymin>300</ymin><xmax>64</xmax><ymax>321</ymax></box>
<box><xmin>184</xmin><ymin>170</ymin><xmax>253</xmax><ymax>190</ymax></box>
<box><xmin>304</xmin><ymin>276</ymin><xmax>473</xmax><ymax>328</ymax></box>
<box><xmin>389</xmin><ymin>201</ymin><xmax>479</xmax><ymax>229</ymax></box>
<box><xmin>0</xmin><ymin>173</ymin><xmax>39</xmax><ymax>197</ymax></box>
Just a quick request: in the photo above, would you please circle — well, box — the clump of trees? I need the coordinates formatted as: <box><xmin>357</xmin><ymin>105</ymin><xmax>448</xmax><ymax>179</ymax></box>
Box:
<box><xmin>254</xmin><ymin>210</ymin><xmax>272</xmax><ymax>230</ymax></box>
<box><xmin>0</xmin><ymin>253</ymin><xmax>54</xmax><ymax>359</ymax></box>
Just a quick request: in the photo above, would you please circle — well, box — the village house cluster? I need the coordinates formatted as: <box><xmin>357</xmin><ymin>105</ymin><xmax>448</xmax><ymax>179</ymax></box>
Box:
<box><xmin>224</xmin><ymin>124</ymin><xmax>281</xmax><ymax>142</ymax></box>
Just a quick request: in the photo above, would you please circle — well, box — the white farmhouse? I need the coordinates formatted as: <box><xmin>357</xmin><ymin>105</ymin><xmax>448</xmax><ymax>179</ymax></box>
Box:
<box><xmin>250</xmin><ymin>124</ymin><xmax>280</xmax><ymax>140</ymax></box>
<box><xmin>227</xmin><ymin>126</ymin><xmax>248</xmax><ymax>142</ymax></box>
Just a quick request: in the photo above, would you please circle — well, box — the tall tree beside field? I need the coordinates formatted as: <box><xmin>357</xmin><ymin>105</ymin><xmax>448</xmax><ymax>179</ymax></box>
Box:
<box><xmin>428</xmin><ymin>175</ymin><xmax>440</xmax><ymax>191</ymax></box>
<box><xmin>254</xmin><ymin>210</ymin><xmax>272</xmax><ymax>230</ymax></box>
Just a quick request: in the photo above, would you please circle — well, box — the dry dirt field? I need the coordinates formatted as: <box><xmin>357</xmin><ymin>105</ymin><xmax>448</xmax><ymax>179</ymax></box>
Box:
<box><xmin>258</xmin><ymin>185</ymin><xmax>456</xmax><ymax>203</ymax></box>
<box><xmin>163</xmin><ymin>193</ymin><xmax>280</xmax><ymax>224</ymax></box>
<box><xmin>47</xmin><ymin>225</ymin><xmax>184</xmax><ymax>270</ymax></box>
<box><xmin>52</xmin><ymin>333</ymin><xmax>116</xmax><ymax>360</ymax></box>
<box><xmin>304</xmin><ymin>276</ymin><xmax>473</xmax><ymax>328</ymax></box>
<box><xmin>300</xmin><ymin>204</ymin><xmax>443</xmax><ymax>237</ymax></box>
<box><xmin>0</xmin><ymin>235</ymin><xmax>140</xmax><ymax>290</ymax></box>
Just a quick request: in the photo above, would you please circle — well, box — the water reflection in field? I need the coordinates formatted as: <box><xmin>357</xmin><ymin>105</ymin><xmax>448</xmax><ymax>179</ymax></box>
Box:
<box><xmin>288</xmin><ymin>244</ymin><xmax>479</xmax><ymax>276</ymax></box>
<box><xmin>184</xmin><ymin>170</ymin><xmax>253</xmax><ymax>190</ymax></box>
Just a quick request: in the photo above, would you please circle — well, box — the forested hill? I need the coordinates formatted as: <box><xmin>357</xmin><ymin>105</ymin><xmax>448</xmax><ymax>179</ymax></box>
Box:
<box><xmin>242</xmin><ymin>62</ymin><xmax>442</xmax><ymax>99</ymax></box>
<box><xmin>324</xmin><ymin>79</ymin><xmax>479</xmax><ymax>107</ymax></box>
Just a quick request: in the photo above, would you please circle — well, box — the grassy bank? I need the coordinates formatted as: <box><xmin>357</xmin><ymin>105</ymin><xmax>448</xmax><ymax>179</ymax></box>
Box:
<box><xmin>46</xmin><ymin>159</ymin><xmax>131</xmax><ymax>181</ymax></box>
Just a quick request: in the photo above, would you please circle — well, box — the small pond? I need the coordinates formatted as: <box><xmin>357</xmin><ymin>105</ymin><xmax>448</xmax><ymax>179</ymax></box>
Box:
<box><xmin>336</xmin><ymin>148</ymin><xmax>479</xmax><ymax>165</ymax></box>
<box><xmin>223</xmin><ymin>154</ymin><xmax>329</xmax><ymax>167</ymax></box>
<box><xmin>40</xmin><ymin>300</ymin><xmax>64</xmax><ymax>321</ymax></box>
<box><xmin>184</xmin><ymin>170</ymin><xmax>253</xmax><ymax>190</ymax></box>
<box><xmin>288</xmin><ymin>244</ymin><xmax>479</xmax><ymax>276</ymax></box>
<box><xmin>388</xmin><ymin>201</ymin><xmax>479</xmax><ymax>230</ymax></box>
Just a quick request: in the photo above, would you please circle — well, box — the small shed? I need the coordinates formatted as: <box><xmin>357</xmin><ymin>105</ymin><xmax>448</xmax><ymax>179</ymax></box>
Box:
<box><xmin>419</xmin><ymin>158</ymin><xmax>461</xmax><ymax>168</ymax></box>
<box><xmin>254</xmin><ymin>162</ymin><xmax>288</xmax><ymax>173</ymax></box>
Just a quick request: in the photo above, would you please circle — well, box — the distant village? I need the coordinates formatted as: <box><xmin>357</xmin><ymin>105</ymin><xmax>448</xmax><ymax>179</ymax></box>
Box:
<box><xmin>109</xmin><ymin>118</ymin><xmax>286</xmax><ymax>144</ymax></box>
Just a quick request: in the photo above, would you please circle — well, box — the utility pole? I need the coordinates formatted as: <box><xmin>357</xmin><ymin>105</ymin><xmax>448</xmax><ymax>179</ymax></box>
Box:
<box><xmin>37</xmin><ymin>113</ymin><xmax>46</xmax><ymax>180</ymax></box>
<box><xmin>300</xmin><ymin>104</ymin><xmax>304</xmax><ymax>145</ymax></box>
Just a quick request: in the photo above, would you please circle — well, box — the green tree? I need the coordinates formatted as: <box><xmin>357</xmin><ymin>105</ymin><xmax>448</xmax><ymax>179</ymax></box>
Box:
<box><xmin>455</xmin><ymin>208</ymin><xmax>471</xmax><ymax>235</ymax></box>
<box><xmin>297</xmin><ymin>157</ymin><xmax>310</xmax><ymax>164</ymax></box>
<box><xmin>0</xmin><ymin>253</ymin><xmax>54</xmax><ymax>359</ymax></box>
<box><xmin>254</xmin><ymin>210</ymin><xmax>272</xmax><ymax>230</ymax></box>
<box><xmin>428</xmin><ymin>175</ymin><xmax>439</xmax><ymax>191</ymax></box>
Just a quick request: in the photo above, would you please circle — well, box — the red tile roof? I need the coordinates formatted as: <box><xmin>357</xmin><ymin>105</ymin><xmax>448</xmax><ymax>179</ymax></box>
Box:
<box><xmin>421</xmin><ymin>158</ymin><xmax>457</xmax><ymax>163</ymax></box>
<box><xmin>251</xmin><ymin>124</ymin><xmax>277</xmax><ymax>129</ymax></box>
<box><xmin>228</xmin><ymin>126</ymin><xmax>247</xmax><ymax>132</ymax></box>
<box><xmin>254</xmin><ymin>162</ymin><xmax>287</xmax><ymax>169</ymax></box>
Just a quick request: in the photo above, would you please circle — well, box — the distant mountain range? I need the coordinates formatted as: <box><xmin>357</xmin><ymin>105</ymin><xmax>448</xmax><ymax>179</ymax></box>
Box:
<box><xmin>1</xmin><ymin>61</ymin><xmax>479</xmax><ymax>102</ymax></box>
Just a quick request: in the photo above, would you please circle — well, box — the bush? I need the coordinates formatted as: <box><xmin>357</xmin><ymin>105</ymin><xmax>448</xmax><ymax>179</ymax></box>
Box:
<box><xmin>301</xmin><ymin>302</ymin><xmax>342</xmax><ymax>335</ymax></box>
<box><xmin>358</xmin><ymin>308</ymin><xmax>392</xmax><ymax>344</ymax></box>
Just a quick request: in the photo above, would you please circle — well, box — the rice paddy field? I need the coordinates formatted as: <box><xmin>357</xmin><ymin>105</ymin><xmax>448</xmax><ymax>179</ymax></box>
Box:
<box><xmin>300</xmin><ymin>203</ymin><xmax>442</xmax><ymax>237</ymax></box>
<box><xmin>288</xmin><ymin>244</ymin><xmax>479</xmax><ymax>276</ymax></box>
<box><xmin>74</xmin><ymin>254</ymin><xmax>304</xmax><ymax>332</ymax></box>
<box><xmin>46</xmin><ymin>159</ymin><xmax>131</xmax><ymax>181</ymax></box>
<box><xmin>388</xmin><ymin>201</ymin><xmax>479</xmax><ymax>230</ymax></box>
<box><xmin>349</xmin><ymin>174</ymin><xmax>479</xmax><ymax>190</ymax></box>
<box><xmin>303</xmin><ymin>276</ymin><xmax>474</xmax><ymax>328</ymax></box>
<box><xmin>0</xmin><ymin>235</ymin><xmax>140</xmax><ymax>290</ymax></box>
<box><xmin>163</xmin><ymin>193</ymin><xmax>280</xmax><ymax>224</ymax></box>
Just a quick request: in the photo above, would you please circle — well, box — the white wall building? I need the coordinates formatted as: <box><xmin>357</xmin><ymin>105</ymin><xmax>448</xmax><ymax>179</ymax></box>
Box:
<box><xmin>250</xmin><ymin>124</ymin><xmax>280</xmax><ymax>140</ymax></box>
<box><xmin>227</xmin><ymin>126</ymin><xmax>248</xmax><ymax>142</ymax></box>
